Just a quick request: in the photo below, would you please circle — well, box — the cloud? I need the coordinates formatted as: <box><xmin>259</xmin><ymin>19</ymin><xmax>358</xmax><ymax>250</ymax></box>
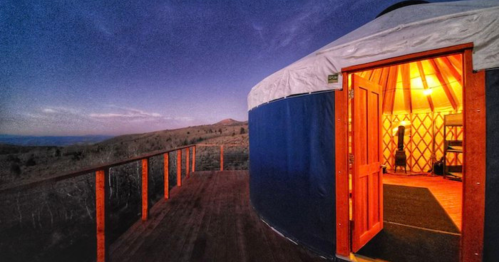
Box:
<box><xmin>267</xmin><ymin>1</ymin><xmax>346</xmax><ymax>51</ymax></box>
<box><xmin>252</xmin><ymin>22</ymin><xmax>266</xmax><ymax>42</ymax></box>
<box><xmin>1</xmin><ymin>105</ymin><xmax>196</xmax><ymax>136</ymax></box>
<box><xmin>42</xmin><ymin>108</ymin><xmax>56</xmax><ymax>113</ymax></box>
<box><xmin>89</xmin><ymin>106</ymin><xmax>193</xmax><ymax>123</ymax></box>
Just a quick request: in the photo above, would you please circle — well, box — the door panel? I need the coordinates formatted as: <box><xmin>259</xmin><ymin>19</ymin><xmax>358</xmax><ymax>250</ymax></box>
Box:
<box><xmin>352</xmin><ymin>75</ymin><xmax>383</xmax><ymax>252</ymax></box>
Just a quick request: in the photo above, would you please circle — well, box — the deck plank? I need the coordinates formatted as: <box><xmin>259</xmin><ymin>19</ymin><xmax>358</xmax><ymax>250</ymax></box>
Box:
<box><xmin>111</xmin><ymin>172</ymin><xmax>209</xmax><ymax>261</ymax></box>
<box><xmin>110</xmin><ymin>171</ymin><xmax>327</xmax><ymax>262</ymax></box>
<box><xmin>133</xmin><ymin>173</ymin><xmax>211</xmax><ymax>262</ymax></box>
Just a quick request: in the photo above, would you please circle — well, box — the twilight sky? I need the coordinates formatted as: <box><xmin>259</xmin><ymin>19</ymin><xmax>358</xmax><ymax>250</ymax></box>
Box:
<box><xmin>0</xmin><ymin>0</ymin><xmax>454</xmax><ymax>136</ymax></box>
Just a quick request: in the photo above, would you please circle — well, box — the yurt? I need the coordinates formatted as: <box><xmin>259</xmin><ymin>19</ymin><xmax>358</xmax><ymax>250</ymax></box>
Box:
<box><xmin>248</xmin><ymin>1</ymin><xmax>499</xmax><ymax>261</ymax></box>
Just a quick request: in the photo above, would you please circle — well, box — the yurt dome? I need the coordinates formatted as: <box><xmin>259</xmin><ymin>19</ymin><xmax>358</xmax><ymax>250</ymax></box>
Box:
<box><xmin>248</xmin><ymin>0</ymin><xmax>499</xmax><ymax>260</ymax></box>
<box><xmin>247</xmin><ymin>0</ymin><xmax>499</xmax><ymax>110</ymax></box>
<box><xmin>376</xmin><ymin>1</ymin><xmax>429</xmax><ymax>18</ymax></box>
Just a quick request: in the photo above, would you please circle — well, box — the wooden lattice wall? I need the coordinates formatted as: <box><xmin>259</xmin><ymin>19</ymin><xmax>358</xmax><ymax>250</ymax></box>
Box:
<box><xmin>382</xmin><ymin>111</ymin><xmax>463</xmax><ymax>172</ymax></box>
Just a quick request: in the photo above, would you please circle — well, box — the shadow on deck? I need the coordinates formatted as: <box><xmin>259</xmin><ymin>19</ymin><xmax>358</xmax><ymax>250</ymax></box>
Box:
<box><xmin>109</xmin><ymin>171</ymin><xmax>326</xmax><ymax>262</ymax></box>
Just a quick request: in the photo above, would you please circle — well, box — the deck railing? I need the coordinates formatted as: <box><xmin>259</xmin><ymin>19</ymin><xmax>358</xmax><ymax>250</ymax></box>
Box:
<box><xmin>0</xmin><ymin>143</ymin><xmax>248</xmax><ymax>262</ymax></box>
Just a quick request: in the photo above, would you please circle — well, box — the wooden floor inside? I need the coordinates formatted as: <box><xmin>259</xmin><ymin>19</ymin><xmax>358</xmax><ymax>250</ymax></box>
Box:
<box><xmin>110</xmin><ymin>171</ymin><xmax>327</xmax><ymax>262</ymax></box>
<box><xmin>383</xmin><ymin>173</ymin><xmax>462</xmax><ymax>231</ymax></box>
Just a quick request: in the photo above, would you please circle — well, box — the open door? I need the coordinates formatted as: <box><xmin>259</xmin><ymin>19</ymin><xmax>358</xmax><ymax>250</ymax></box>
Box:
<box><xmin>351</xmin><ymin>74</ymin><xmax>383</xmax><ymax>252</ymax></box>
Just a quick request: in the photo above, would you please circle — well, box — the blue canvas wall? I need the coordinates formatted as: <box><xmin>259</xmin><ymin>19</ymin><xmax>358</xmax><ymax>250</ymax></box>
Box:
<box><xmin>248</xmin><ymin>91</ymin><xmax>336</xmax><ymax>257</ymax></box>
<box><xmin>485</xmin><ymin>68</ymin><xmax>499</xmax><ymax>261</ymax></box>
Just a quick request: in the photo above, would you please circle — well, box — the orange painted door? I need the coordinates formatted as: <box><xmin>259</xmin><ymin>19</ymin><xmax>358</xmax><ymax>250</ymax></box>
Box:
<box><xmin>351</xmin><ymin>74</ymin><xmax>383</xmax><ymax>252</ymax></box>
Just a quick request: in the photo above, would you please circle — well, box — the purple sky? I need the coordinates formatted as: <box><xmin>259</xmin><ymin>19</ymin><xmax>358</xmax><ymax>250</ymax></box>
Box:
<box><xmin>0</xmin><ymin>0</ymin><xmax>455</xmax><ymax>136</ymax></box>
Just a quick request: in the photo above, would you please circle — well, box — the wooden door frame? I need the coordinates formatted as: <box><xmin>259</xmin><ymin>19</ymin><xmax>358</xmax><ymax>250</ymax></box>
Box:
<box><xmin>335</xmin><ymin>43</ymin><xmax>486</xmax><ymax>262</ymax></box>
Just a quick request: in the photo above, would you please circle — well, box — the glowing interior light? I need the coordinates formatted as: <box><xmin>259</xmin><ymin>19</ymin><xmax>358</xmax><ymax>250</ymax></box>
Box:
<box><xmin>401</xmin><ymin>121</ymin><xmax>407</xmax><ymax>126</ymax></box>
<box><xmin>423</xmin><ymin>88</ymin><xmax>433</xmax><ymax>96</ymax></box>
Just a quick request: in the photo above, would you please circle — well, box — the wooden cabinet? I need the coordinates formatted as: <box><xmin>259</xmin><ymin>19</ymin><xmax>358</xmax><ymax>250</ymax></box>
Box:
<box><xmin>443</xmin><ymin>114</ymin><xmax>463</xmax><ymax>180</ymax></box>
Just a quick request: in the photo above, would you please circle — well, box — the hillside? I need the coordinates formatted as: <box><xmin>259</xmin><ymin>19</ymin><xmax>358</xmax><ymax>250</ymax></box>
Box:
<box><xmin>0</xmin><ymin>135</ymin><xmax>113</xmax><ymax>147</ymax></box>
<box><xmin>0</xmin><ymin>120</ymin><xmax>248</xmax><ymax>186</ymax></box>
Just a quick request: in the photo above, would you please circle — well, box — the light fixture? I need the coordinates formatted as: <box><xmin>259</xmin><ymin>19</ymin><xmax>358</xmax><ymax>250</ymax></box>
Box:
<box><xmin>423</xmin><ymin>88</ymin><xmax>433</xmax><ymax>96</ymax></box>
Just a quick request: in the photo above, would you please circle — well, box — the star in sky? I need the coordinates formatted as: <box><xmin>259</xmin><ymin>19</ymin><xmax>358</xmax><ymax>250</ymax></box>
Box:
<box><xmin>0</xmin><ymin>0</ymin><xmax>457</xmax><ymax>136</ymax></box>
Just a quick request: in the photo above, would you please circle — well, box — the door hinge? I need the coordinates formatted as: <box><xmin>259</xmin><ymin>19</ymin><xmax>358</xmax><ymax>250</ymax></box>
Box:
<box><xmin>348</xmin><ymin>89</ymin><xmax>354</xmax><ymax>99</ymax></box>
<box><xmin>349</xmin><ymin>153</ymin><xmax>354</xmax><ymax>165</ymax></box>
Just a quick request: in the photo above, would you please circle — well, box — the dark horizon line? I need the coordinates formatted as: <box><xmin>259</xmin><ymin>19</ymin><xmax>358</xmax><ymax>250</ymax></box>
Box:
<box><xmin>0</xmin><ymin>118</ymin><xmax>249</xmax><ymax>138</ymax></box>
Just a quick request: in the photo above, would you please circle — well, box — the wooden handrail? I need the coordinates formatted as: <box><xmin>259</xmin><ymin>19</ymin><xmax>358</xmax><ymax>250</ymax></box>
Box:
<box><xmin>0</xmin><ymin>142</ymin><xmax>248</xmax><ymax>262</ymax></box>
<box><xmin>0</xmin><ymin>144</ymin><xmax>196</xmax><ymax>194</ymax></box>
<box><xmin>196</xmin><ymin>143</ymin><xmax>247</xmax><ymax>147</ymax></box>
<box><xmin>141</xmin><ymin>159</ymin><xmax>149</xmax><ymax>221</ymax></box>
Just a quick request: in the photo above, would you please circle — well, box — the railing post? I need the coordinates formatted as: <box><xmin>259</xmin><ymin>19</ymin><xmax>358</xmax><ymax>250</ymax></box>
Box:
<box><xmin>192</xmin><ymin>146</ymin><xmax>196</xmax><ymax>172</ymax></box>
<box><xmin>96</xmin><ymin>168</ymin><xmax>109</xmax><ymax>262</ymax></box>
<box><xmin>164</xmin><ymin>153</ymin><xmax>169</xmax><ymax>200</ymax></box>
<box><xmin>220</xmin><ymin>145</ymin><xmax>224</xmax><ymax>171</ymax></box>
<box><xmin>141</xmin><ymin>158</ymin><xmax>149</xmax><ymax>221</ymax></box>
<box><xmin>186</xmin><ymin>147</ymin><xmax>190</xmax><ymax>179</ymax></box>
<box><xmin>177</xmin><ymin>150</ymin><xmax>182</xmax><ymax>187</ymax></box>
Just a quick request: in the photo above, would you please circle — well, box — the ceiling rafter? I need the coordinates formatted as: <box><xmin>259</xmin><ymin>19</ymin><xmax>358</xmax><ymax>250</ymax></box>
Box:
<box><xmin>438</xmin><ymin>57</ymin><xmax>462</xmax><ymax>85</ymax></box>
<box><xmin>364</xmin><ymin>69</ymin><xmax>374</xmax><ymax>81</ymax></box>
<box><xmin>416</xmin><ymin>61</ymin><xmax>435</xmax><ymax>112</ymax></box>
<box><xmin>429</xmin><ymin>59</ymin><xmax>459</xmax><ymax>111</ymax></box>
<box><xmin>379</xmin><ymin>68</ymin><xmax>389</xmax><ymax>114</ymax></box>
<box><xmin>401</xmin><ymin>63</ymin><xmax>412</xmax><ymax>114</ymax></box>
<box><xmin>448</xmin><ymin>54</ymin><xmax>462</xmax><ymax>70</ymax></box>
<box><xmin>378</xmin><ymin>67</ymin><xmax>390</xmax><ymax>88</ymax></box>
<box><xmin>370</xmin><ymin>68</ymin><xmax>382</xmax><ymax>83</ymax></box>
<box><xmin>385</xmin><ymin>65</ymin><xmax>398</xmax><ymax>115</ymax></box>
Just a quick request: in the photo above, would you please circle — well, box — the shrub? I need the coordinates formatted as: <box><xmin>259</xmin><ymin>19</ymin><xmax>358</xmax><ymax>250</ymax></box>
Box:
<box><xmin>7</xmin><ymin>155</ymin><xmax>21</xmax><ymax>163</ymax></box>
<box><xmin>10</xmin><ymin>163</ymin><xmax>21</xmax><ymax>176</ymax></box>
<box><xmin>26</xmin><ymin>155</ymin><xmax>36</xmax><ymax>166</ymax></box>
<box><xmin>71</xmin><ymin>152</ymin><xmax>83</xmax><ymax>161</ymax></box>
<box><xmin>240</xmin><ymin>127</ymin><xmax>245</xmax><ymax>134</ymax></box>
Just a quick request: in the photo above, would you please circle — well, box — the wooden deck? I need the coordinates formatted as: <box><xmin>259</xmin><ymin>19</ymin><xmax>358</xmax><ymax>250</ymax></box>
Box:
<box><xmin>109</xmin><ymin>171</ymin><xmax>327</xmax><ymax>262</ymax></box>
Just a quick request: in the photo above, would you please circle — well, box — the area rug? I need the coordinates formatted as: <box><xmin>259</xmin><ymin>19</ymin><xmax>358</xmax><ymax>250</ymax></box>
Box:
<box><xmin>357</xmin><ymin>184</ymin><xmax>460</xmax><ymax>262</ymax></box>
<box><xmin>383</xmin><ymin>184</ymin><xmax>459</xmax><ymax>233</ymax></box>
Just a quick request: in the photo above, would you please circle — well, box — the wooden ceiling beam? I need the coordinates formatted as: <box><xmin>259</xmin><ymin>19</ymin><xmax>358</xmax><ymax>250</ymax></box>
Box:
<box><xmin>380</xmin><ymin>67</ymin><xmax>389</xmax><ymax>114</ymax></box>
<box><xmin>439</xmin><ymin>57</ymin><xmax>462</xmax><ymax>85</ymax></box>
<box><xmin>385</xmin><ymin>65</ymin><xmax>398</xmax><ymax>115</ymax></box>
<box><xmin>401</xmin><ymin>63</ymin><xmax>412</xmax><ymax>114</ymax></box>
<box><xmin>379</xmin><ymin>67</ymin><xmax>390</xmax><ymax>88</ymax></box>
<box><xmin>417</xmin><ymin>61</ymin><xmax>435</xmax><ymax>112</ymax></box>
<box><xmin>448</xmin><ymin>54</ymin><xmax>462</xmax><ymax>70</ymax></box>
<box><xmin>364</xmin><ymin>69</ymin><xmax>374</xmax><ymax>81</ymax></box>
<box><xmin>370</xmin><ymin>68</ymin><xmax>382</xmax><ymax>83</ymax></box>
<box><xmin>429</xmin><ymin>59</ymin><xmax>459</xmax><ymax>111</ymax></box>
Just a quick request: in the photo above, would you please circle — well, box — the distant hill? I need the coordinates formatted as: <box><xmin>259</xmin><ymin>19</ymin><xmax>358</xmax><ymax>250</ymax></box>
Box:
<box><xmin>215</xmin><ymin>118</ymin><xmax>244</xmax><ymax>126</ymax></box>
<box><xmin>0</xmin><ymin>119</ymin><xmax>248</xmax><ymax>186</ymax></box>
<box><xmin>0</xmin><ymin>135</ymin><xmax>114</xmax><ymax>147</ymax></box>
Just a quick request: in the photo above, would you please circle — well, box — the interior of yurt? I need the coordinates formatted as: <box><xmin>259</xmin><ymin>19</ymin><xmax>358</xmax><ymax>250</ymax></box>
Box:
<box><xmin>345</xmin><ymin>52</ymin><xmax>464</xmax><ymax>260</ymax></box>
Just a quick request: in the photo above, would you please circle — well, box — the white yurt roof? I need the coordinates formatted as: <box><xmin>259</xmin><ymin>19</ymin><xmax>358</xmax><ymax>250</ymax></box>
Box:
<box><xmin>248</xmin><ymin>0</ymin><xmax>499</xmax><ymax>110</ymax></box>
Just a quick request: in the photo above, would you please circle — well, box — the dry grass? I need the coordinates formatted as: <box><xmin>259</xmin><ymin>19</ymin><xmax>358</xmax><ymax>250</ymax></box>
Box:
<box><xmin>0</xmin><ymin>120</ymin><xmax>248</xmax><ymax>186</ymax></box>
